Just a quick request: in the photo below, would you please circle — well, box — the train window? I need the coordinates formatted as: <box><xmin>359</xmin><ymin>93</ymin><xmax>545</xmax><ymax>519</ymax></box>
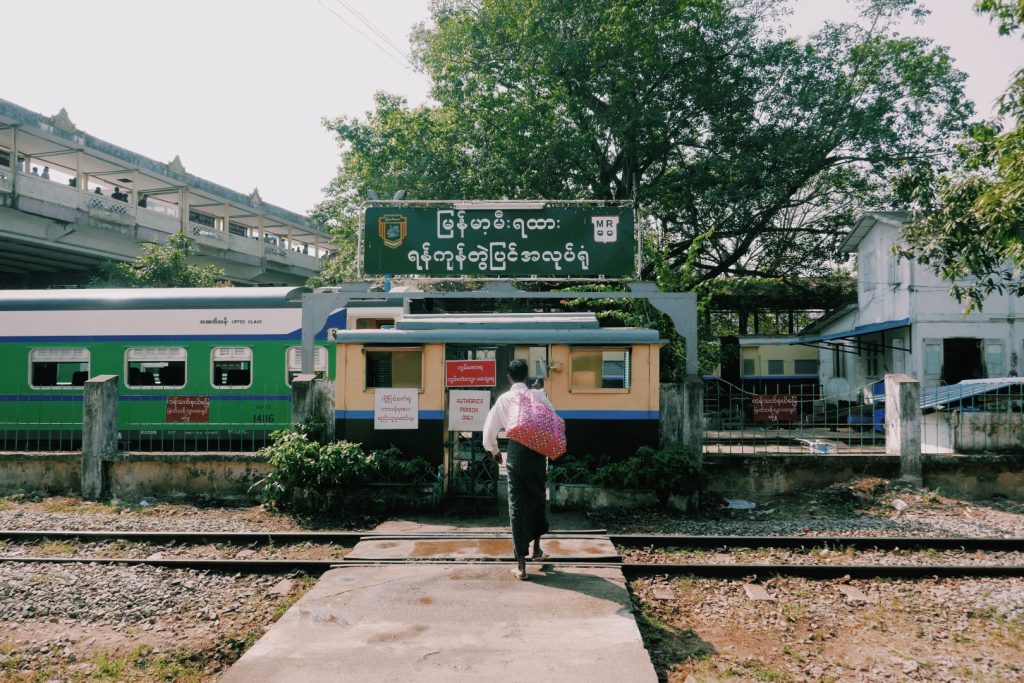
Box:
<box><xmin>570</xmin><ymin>348</ymin><xmax>631</xmax><ymax>392</ymax></box>
<box><xmin>29</xmin><ymin>348</ymin><xmax>90</xmax><ymax>389</ymax></box>
<box><xmin>355</xmin><ymin>318</ymin><xmax>395</xmax><ymax>330</ymax></box>
<box><xmin>212</xmin><ymin>347</ymin><xmax>252</xmax><ymax>388</ymax></box>
<box><xmin>742</xmin><ymin>358</ymin><xmax>756</xmax><ymax>376</ymax></box>
<box><xmin>767</xmin><ymin>359</ymin><xmax>784</xmax><ymax>375</ymax></box>
<box><xmin>364</xmin><ymin>347</ymin><xmax>422</xmax><ymax>389</ymax></box>
<box><xmin>125</xmin><ymin>347</ymin><xmax>187</xmax><ymax>389</ymax></box>
<box><xmin>286</xmin><ymin>346</ymin><xmax>328</xmax><ymax>384</ymax></box>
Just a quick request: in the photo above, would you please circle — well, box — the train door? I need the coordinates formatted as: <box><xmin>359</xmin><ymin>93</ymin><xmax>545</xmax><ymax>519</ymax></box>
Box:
<box><xmin>445</xmin><ymin>345</ymin><xmax>500</xmax><ymax>500</ymax></box>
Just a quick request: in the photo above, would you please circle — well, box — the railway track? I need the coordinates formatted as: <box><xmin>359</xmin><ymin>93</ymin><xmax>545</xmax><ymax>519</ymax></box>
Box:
<box><xmin>1</xmin><ymin>530</ymin><xmax>1022</xmax><ymax>579</ymax></box>
<box><xmin>2</xmin><ymin>529</ymin><xmax>1021</xmax><ymax>552</ymax></box>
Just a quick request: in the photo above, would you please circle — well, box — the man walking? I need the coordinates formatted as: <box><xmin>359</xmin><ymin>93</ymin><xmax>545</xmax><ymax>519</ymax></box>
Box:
<box><xmin>483</xmin><ymin>359</ymin><xmax>551</xmax><ymax>579</ymax></box>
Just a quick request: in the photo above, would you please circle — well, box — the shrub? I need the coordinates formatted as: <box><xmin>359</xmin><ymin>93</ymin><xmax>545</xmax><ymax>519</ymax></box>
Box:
<box><xmin>252</xmin><ymin>429</ymin><xmax>433</xmax><ymax>512</ymax></box>
<box><xmin>591</xmin><ymin>444</ymin><xmax>705</xmax><ymax>507</ymax></box>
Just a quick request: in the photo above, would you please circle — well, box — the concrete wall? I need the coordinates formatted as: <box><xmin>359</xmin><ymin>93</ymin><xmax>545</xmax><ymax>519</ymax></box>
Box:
<box><xmin>105</xmin><ymin>454</ymin><xmax>271</xmax><ymax>502</ymax></box>
<box><xmin>0</xmin><ymin>453</ymin><xmax>80</xmax><ymax>494</ymax></box>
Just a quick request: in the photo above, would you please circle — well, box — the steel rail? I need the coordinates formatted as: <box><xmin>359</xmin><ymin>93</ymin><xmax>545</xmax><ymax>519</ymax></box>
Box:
<box><xmin>609</xmin><ymin>535</ymin><xmax>1024</xmax><ymax>552</ymax></box>
<box><xmin>2</xmin><ymin>556</ymin><xmax>1023</xmax><ymax>579</ymax></box>
<box><xmin>0</xmin><ymin>529</ymin><xmax>606</xmax><ymax>545</ymax></box>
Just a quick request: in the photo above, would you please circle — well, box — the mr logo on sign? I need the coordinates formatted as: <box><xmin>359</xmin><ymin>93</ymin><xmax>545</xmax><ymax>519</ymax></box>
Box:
<box><xmin>592</xmin><ymin>216</ymin><xmax>618</xmax><ymax>243</ymax></box>
<box><xmin>379</xmin><ymin>214</ymin><xmax>407</xmax><ymax>249</ymax></box>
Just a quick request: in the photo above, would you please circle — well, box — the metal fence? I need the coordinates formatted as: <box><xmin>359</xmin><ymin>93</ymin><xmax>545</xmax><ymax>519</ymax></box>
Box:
<box><xmin>703</xmin><ymin>378</ymin><xmax>886</xmax><ymax>455</ymax></box>
<box><xmin>0</xmin><ymin>389</ymin><xmax>83</xmax><ymax>452</ymax></box>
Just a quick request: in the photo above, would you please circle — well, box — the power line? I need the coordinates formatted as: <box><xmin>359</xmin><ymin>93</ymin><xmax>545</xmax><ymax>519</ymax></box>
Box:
<box><xmin>315</xmin><ymin>0</ymin><xmax>417</xmax><ymax>73</ymax></box>
<box><xmin>334</xmin><ymin>0</ymin><xmax>415</xmax><ymax>64</ymax></box>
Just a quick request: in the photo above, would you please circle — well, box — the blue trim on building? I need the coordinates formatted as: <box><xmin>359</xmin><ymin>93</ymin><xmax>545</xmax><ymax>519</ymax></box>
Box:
<box><xmin>556</xmin><ymin>410</ymin><xmax>660</xmax><ymax>420</ymax></box>
<box><xmin>119</xmin><ymin>394</ymin><xmax>290</xmax><ymax>402</ymax></box>
<box><xmin>335</xmin><ymin>410</ymin><xmax>445</xmax><ymax>420</ymax></box>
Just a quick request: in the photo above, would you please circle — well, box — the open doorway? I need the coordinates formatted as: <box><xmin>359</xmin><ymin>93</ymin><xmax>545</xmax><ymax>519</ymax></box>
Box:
<box><xmin>942</xmin><ymin>338</ymin><xmax>983</xmax><ymax>385</ymax></box>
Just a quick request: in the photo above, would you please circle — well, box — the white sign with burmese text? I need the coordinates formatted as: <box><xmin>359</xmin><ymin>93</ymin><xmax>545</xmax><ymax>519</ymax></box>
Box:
<box><xmin>447</xmin><ymin>390</ymin><xmax>491</xmax><ymax>432</ymax></box>
<box><xmin>374</xmin><ymin>388</ymin><xmax>418</xmax><ymax>430</ymax></box>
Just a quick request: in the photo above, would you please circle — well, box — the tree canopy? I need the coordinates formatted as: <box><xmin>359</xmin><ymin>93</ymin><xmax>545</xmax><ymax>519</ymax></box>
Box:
<box><xmin>315</xmin><ymin>0</ymin><xmax>971</xmax><ymax>288</ymax></box>
<box><xmin>92</xmin><ymin>233</ymin><xmax>226</xmax><ymax>288</ymax></box>
<box><xmin>899</xmin><ymin>0</ymin><xmax>1024</xmax><ymax>310</ymax></box>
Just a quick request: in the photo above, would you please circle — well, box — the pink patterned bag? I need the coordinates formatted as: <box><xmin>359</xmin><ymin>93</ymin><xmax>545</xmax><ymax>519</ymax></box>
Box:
<box><xmin>505</xmin><ymin>391</ymin><xmax>567</xmax><ymax>460</ymax></box>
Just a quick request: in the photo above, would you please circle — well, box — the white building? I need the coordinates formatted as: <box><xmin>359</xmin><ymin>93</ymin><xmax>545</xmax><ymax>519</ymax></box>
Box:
<box><xmin>797</xmin><ymin>211</ymin><xmax>1022</xmax><ymax>400</ymax></box>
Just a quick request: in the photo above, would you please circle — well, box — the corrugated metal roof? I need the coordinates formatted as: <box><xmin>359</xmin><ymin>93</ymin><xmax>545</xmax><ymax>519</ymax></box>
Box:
<box><xmin>331</xmin><ymin>327</ymin><xmax>662</xmax><ymax>345</ymax></box>
<box><xmin>869</xmin><ymin>378</ymin><xmax>1024</xmax><ymax>409</ymax></box>
<box><xmin>396</xmin><ymin>313</ymin><xmax>599</xmax><ymax>331</ymax></box>
<box><xmin>791</xmin><ymin>318</ymin><xmax>910</xmax><ymax>344</ymax></box>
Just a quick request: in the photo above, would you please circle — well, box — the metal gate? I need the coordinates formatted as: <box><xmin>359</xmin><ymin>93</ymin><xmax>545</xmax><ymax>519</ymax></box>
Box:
<box><xmin>444</xmin><ymin>345</ymin><xmax>503</xmax><ymax>500</ymax></box>
<box><xmin>703</xmin><ymin>378</ymin><xmax>886</xmax><ymax>455</ymax></box>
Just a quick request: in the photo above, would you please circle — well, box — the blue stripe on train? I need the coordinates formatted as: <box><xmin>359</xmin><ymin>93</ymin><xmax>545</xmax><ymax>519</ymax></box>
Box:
<box><xmin>0</xmin><ymin>394</ymin><xmax>84</xmax><ymax>401</ymax></box>
<box><xmin>0</xmin><ymin>394</ymin><xmax>290</xmax><ymax>401</ymax></box>
<box><xmin>335</xmin><ymin>409</ymin><xmax>660</xmax><ymax>420</ymax></box>
<box><xmin>336</xmin><ymin>410</ymin><xmax>445</xmax><ymax>420</ymax></box>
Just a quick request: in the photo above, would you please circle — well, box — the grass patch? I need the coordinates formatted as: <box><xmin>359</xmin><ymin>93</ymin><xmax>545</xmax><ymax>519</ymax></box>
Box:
<box><xmin>37</xmin><ymin>540</ymin><xmax>78</xmax><ymax>556</ymax></box>
<box><xmin>39</xmin><ymin>497</ymin><xmax>117</xmax><ymax>515</ymax></box>
<box><xmin>729</xmin><ymin>658</ymin><xmax>795</xmax><ymax>682</ymax></box>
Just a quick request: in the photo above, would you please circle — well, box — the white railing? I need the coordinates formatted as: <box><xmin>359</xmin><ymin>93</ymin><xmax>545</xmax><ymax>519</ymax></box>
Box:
<box><xmin>18</xmin><ymin>172</ymin><xmax>82</xmax><ymax>207</ymax></box>
<box><xmin>81</xmin><ymin>192</ymin><xmax>136</xmax><ymax>226</ymax></box>
<box><xmin>228</xmin><ymin>233</ymin><xmax>262</xmax><ymax>258</ymax></box>
<box><xmin>265</xmin><ymin>244</ymin><xmax>290</xmax><ymax>260</ymax></box>
<box><xmin>190</xmin><ymin>222</ymin><xmax>226</xmax><ymax>244</ymax></box>
<box><xmin>136</xmin><ymin>206</ymin><xmax>180</xmax><ymax>235</ymax></box>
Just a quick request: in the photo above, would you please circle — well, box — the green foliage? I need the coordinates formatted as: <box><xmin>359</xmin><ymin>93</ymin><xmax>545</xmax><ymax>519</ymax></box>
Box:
<box><xmin>253</xmin><ymin>429</ymin><xmax>433</xmax><ymax>512</ymax></box>
<box><xmin>552</xmin><ymin>444</ymin><xmax>706</xmax><ymax>507</ymax></box>
<box><xmin>316</xmin><ymin>0</ymin><xmax>971</xmax><ymax>288</ymax></box>
<box><xmin>92</xmin><ymin>232</ymin><xmax>227</xmax><ymax>288</ymax></box>
<box><xmin>898</xmin><ymin>1</ymin><xmax>1024</xmax><ymax>311</ymax></box>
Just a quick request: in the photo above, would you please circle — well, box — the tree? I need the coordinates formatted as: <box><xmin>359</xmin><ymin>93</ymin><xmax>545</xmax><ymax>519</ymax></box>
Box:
<box><xmin>92</xmin><ymin>232</ymin><xmax>226</xmax><ymax>288</ymax></box>
<box><xmin>899</xmin><ymin>0</ymin><xmax>1024</xmax><ymax>310</ymax></box>
<box><xmin>316</xmin><ymin>0</ymin><xmax>971</xmax><ymax>288</ymax></box>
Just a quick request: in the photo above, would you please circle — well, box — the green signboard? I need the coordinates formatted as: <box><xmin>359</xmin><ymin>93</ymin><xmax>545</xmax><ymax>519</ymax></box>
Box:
<box><xmin>362</xmin><ymin>204</ymin><xmax>635</xmax><ymax>277</ymax></box>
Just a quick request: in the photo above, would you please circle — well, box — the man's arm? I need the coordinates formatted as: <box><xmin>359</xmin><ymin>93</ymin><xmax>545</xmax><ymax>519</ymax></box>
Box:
<box><xmin>482</xmin><ymin>397</ymin><xmax>502</xmax><ymax>458</ymax></box>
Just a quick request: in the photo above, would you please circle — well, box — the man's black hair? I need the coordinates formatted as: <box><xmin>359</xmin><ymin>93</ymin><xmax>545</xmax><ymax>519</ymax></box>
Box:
<box><xmin>507</xmin><ymin>359</ymin><xmax>529</xmax><ymax>383</ymax></box>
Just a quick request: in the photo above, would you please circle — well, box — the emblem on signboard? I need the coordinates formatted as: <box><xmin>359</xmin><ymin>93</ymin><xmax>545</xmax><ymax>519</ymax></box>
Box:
<box><xmin>378</xmin><ymin>214</ymin><xmax>408</xmax><ymax>249</ymax></box>
<box><xmin>592</xmin><ymin>215</ymin><xmax>619</xmax><ymax>243</ymax></box>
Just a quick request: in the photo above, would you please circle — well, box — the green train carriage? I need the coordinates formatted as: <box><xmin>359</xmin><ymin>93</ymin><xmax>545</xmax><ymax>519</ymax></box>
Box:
<box><xmin>0</xmin><ymin>288</ymin><xmax>401</xmax><ymax>450</ymax></box>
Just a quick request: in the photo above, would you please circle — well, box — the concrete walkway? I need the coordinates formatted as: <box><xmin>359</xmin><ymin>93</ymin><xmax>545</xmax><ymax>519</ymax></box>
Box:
<box><xmin>221</xmin><ymin>527</ymin><xmax>657</xmax><ymax>682</ymax></box>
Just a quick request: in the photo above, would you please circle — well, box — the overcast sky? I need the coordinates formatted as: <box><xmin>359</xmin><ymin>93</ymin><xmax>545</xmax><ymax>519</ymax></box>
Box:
<box><xmin>5</xmin><ymin>0</ymin><xmax>1021</xmax><ymax>216</ymax></box>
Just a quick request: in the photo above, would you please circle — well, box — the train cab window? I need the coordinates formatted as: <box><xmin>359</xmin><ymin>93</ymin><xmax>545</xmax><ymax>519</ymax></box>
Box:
<box><xmin>356</xmin><ymin>318</ymin><xmax>395</xmax><ymax>330</ymax></box>
<box><xmin>286</xmin><ymin>346</ymin><xmax>328</xmax><ymax>384</ymax></box>
<box><xmin>126</xmin><ymin>347</ymin><xmax>187</xmax><ymax>388</ymax></box>
<box><xmin>212</xmin><ymin>347</ymin><xmax>252</xmax><ymax>388</ymax></box>
<box><xmin>570</xmin><ymin>348</ymin><xmax>631</xmax><ymax>392</ymax></box>
<box><xmin>29</xmin><ymin>349</ymin><xmax>90</xmax><ymax>388</ymax></box>
<box><xmin>364</xmin><ymin>347</ymin><xmax>422</xmax><ymax>389</ymax></box>
<box><xmin>767</xmin><ymin>359</ymin><xmax>785</xmax><ymax>375</ymax></box>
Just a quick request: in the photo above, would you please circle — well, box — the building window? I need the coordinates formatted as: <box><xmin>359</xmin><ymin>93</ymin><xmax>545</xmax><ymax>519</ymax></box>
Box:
<box><xmin>985</xmin><ymin>340</ymin><xmax>1005</xmax><ymax>377</ymax></box>
<box><xmin>865</xmin><ymin>343</ymin><xmax>882</xmax><ymax>378</ymax></box>
<box><xmin>833</xmin><ymin>348</ymin><xmax>846</xmax><ymax>378</ymax></box>
<box><xmin>126</xmin><ymin>347</ymin><xmax>187</xmax><ymax>388</ymax></box>
<box><xmin>212</xmin><ymin>347</ymin><xmax>252</xmax><ymax>388</ymax></box>
<box><xmin>861</xmin><ymin>251</ymin><xmax>876</xmax><ymax>293</ymax></box>
<box><xmin>742</xmin><ymin>358</ymin><xmax>756</xmax><ymax>376</ymax></box>
<box><xmin>767</xmin><ymin>359</ymin><xmax>785</xmax><ymax>375</ymax></box>
<box><xmin>570</xmin><ymin>348</ymin><xmax>631</xmax><ymax>391</ymax></box>
<box><xmin>286</xmin><ymin>346</ymin><xmax>328</xmax><ymax>384</ymax></box>
<box><xmin>365</xmin><ymin>347</ymin><xmax>422</xmax><ymax>389</ymax></box>
<box><xmin>794</xmin><ymin>359</ymin><xmax>819</xmax><ymax>375</ymax></box>
<box><xmin>29</xmin><ymin>348</ymin><xmax>89</xmax><ymax>388</ymax></box>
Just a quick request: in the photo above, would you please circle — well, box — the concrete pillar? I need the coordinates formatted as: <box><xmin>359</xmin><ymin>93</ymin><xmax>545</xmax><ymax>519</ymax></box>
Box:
<box><xmin>82</xmin><ymin>375</ymin><xmax>119</xmax><ymax>500</ymax></box>
<box><xmin>659</xmin><ymin>376</ymin><xmax>704</xmax><ymax>459</ymax></box>
<box><xmin>885</xmin><ymin>373</ymin><xmax>922</xmax><ymax>485</ymax></box>
<box><xmin>290</xmin><ymin>374</ymin><xmax>335</xmax><ymax>442</ymax></box>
